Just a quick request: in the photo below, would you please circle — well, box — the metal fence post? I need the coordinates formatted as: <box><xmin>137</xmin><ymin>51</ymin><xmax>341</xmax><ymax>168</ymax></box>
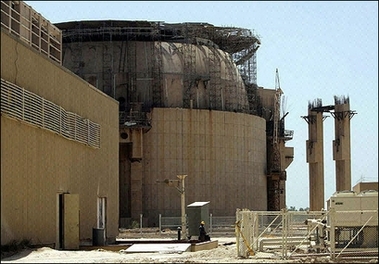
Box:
<box><xmin>281</xmin><ymin>209</ymin><xmax>288</xmax><ymax>259</ymax></box>
<box><xmin>210</xmin><ymin>213</ymin><xmax>213</xmax><ymax>234</ymax></box>
<box><xmin>159</xmin><ymin>214</ymin><xmax>162</xmax><ymax>234</ymax></box>
<box><xmin>140</xmin><ymin>213</ymin><xmax>143</xmax><ymax>237</ymax></box>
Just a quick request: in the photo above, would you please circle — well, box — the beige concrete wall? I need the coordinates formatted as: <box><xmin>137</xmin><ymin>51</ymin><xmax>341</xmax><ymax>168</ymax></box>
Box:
<box><xmin>141</xmin><ymin>108</ymin><xmax>267</xmax><ymax>224</ymax></box>
<box><xmin>353</xmin><ymin>182</ymin><xmax>378</xmax><ymax>193</ymax></box>
<box><xmin>1</xmin><ymin>30</ymin><xmax>119</xmax><ymax>246</ymax></box>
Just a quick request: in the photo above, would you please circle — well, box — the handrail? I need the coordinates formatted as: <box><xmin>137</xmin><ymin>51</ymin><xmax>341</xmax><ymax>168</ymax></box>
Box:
<box><xmin>1</xmin><ymin>1</ymin><xmax>62</xmax><ymax>64</ymax></box>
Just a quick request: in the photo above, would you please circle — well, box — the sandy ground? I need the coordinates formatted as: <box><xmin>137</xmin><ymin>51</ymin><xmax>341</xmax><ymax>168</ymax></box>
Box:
<box><xmin>0</xmin><ymin>241</ymin><xmax>307</xmax><ymax>263</ymax></box>
<box><xmin>1</xmin><ymin>229</ymin><xmax>376</xmax><ymax>263</ymax></box>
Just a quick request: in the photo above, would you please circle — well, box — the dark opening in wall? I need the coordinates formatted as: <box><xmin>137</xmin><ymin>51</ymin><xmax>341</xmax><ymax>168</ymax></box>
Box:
<box><xmin>118</xmin><ymin>97</ymin><xmax>126</xmax><ymax>111</ymax></box>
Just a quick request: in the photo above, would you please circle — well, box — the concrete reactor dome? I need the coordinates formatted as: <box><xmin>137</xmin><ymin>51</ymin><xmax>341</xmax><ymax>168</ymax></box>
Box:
<box><xmin>55</xmin><ymin>20</ymin><xmax>277</xmax><ymax>227</ymax></box>
<box><xmin>56</xmin><ymin>20</ymin><xmax>261</xmax><ymax>115</ymax></box>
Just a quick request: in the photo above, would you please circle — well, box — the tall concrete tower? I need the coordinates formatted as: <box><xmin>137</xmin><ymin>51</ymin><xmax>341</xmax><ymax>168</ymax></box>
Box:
<box><xmin>303</xmin><ymin>96</ymin><xmax>356</xmax><ymax>211</ymax></box>
<box><xmin>331</xmin><ymin>96</ymin><xmax>356</xmax><ymax>192</ymax></box>
<box><xmin>302</xmin><ymin>99</ymin><xmax>328</xmax><ymax>211</ymax></box>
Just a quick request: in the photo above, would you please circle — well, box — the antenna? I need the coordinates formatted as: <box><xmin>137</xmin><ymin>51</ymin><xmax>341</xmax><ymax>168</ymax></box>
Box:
<box><xmin>273</xmin><ymin>68</ymin><xmax>282</xmax><ymax>144</ymax></box>
<box><xmin>275</xmin><ymin>68</ymin><xmax>280</xmax><ymax>91</ymax></box>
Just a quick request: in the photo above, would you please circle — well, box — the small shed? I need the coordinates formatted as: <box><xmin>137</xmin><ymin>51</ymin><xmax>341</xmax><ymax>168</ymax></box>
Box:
<box><xmin>186</xmin><ymin>201</ymin><xmax>210</xmax><ymax>239</ymax></box>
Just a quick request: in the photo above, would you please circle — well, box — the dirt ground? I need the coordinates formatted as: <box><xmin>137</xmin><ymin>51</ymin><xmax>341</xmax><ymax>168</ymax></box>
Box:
<box><xmin>1</xmin><ymin>228</ymin><xmax>377</xmax><ymax>263</ymax></box>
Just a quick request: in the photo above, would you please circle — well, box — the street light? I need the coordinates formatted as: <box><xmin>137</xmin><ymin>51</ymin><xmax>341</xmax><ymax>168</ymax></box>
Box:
<box><xmin>176</xmin><ymin>174</ymin><xmax>187</xmax><ymax>238</ymax></box>
<box><xmin>156</xmin><ymin>174</ymin><xmax>187</xmax><ymax>239</ymax></box>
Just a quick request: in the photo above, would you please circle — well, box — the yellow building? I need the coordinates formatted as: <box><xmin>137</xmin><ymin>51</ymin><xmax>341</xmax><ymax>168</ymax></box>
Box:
<box><xmin>1</xmin><ymin>1</ymin><xmax>119</xmax><ymax>248</ymax></box>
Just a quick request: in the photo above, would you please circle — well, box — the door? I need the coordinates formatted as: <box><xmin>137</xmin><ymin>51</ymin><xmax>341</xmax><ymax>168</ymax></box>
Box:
<box><xmin>62</xmin><ymin>193</ymin><xmax>80</xmax><ymax>249</ymax></box>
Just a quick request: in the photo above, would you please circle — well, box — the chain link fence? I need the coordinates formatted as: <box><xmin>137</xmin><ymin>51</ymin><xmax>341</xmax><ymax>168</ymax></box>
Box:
<box><xmin>157</xmin><ymin>214</ymin><xmax>235</xmax><ymax>236</ymax></box>
<box><xmin>120</xmin><ymin>208</ymin><xmax>377</xmax><ymax>262</ymax></box>
<box><xmin>236</xmin><ymin>208</ymin><xmax>378</xmax><ymax>261</ymax></box>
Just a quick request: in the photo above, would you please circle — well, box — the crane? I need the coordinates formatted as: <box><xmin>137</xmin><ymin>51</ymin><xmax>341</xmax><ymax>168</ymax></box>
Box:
<box><xmin>267</xmin><ymin>68</ymin><xmax>284</xmax><ymax>211</ymax></box>
<box><xmin>273</xmin><ymin>69</ymin><xmax>282</xmax><ymax>143</ymax></box>
<box><xmin>272</xmin><ymin>68</ymin><xmax>282</xmax><ymax>171</ymax></box>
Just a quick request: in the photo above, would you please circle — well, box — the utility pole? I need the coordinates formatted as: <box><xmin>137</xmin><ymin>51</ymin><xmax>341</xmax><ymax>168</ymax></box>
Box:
<box><xmin>177</xmin><ymin>174</ymin><xmax>187</xmax><ymax>238</ymax></box>
<box><xmin>156</xmin><ymin>174</ymin><xmax>187</xmax><ymax>238</ymax></box>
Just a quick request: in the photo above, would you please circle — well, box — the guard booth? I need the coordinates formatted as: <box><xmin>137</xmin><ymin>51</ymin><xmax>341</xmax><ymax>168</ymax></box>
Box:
<box><xmin>187</xmin><ymin>201</ymin><xmax>210</xmax><ymax>239</ymax></box>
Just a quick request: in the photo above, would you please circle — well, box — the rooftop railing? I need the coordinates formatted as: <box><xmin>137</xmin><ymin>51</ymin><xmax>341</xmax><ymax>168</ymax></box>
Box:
<box><xmin>1</xmin><ymin>1</ymin><xmax>62</xmax><ymax>64</ymax></box>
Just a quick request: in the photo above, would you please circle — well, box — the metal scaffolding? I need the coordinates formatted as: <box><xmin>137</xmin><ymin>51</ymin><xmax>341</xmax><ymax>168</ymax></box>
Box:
<box><xmin>56</xmin><ymin>20</ymin><xmax>261</xmax><ymax>84</ymax></box>
<box><xmin>55</xmin><ymin>20</ymin><xmax>262</xmax><ymax>119</ymax></box>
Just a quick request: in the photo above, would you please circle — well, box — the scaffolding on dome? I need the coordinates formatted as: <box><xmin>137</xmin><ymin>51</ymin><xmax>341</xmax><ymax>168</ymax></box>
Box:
<box><xmin>56</xmin><ymin>20</ymin><xmax>261</xmax><ymax>85</ymax></box>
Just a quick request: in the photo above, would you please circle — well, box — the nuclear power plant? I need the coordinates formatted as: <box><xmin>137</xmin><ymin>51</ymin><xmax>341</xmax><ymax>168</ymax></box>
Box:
<box><xmin>3</xmin><ymin>1</ymin><xmax>377</xmax><ymax>250</ymax></box>
<box><xmin>54</xmin><ymin>20</ymin><xmax>294</xmax><ymax>226</ymax></box>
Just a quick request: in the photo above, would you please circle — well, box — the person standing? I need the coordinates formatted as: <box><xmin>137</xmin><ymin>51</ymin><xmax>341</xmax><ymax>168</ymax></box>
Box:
<box><xmin>199</xmin><ymin>220</ymin><xmax>208</xmax><ymax>241</ymax></box>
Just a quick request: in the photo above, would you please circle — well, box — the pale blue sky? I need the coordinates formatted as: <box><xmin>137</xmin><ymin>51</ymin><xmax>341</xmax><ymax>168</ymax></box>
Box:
<box><xmin>25</xmin><ymin>1</ymin><xmax>378</xmax><ymax>209</ymax></box>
